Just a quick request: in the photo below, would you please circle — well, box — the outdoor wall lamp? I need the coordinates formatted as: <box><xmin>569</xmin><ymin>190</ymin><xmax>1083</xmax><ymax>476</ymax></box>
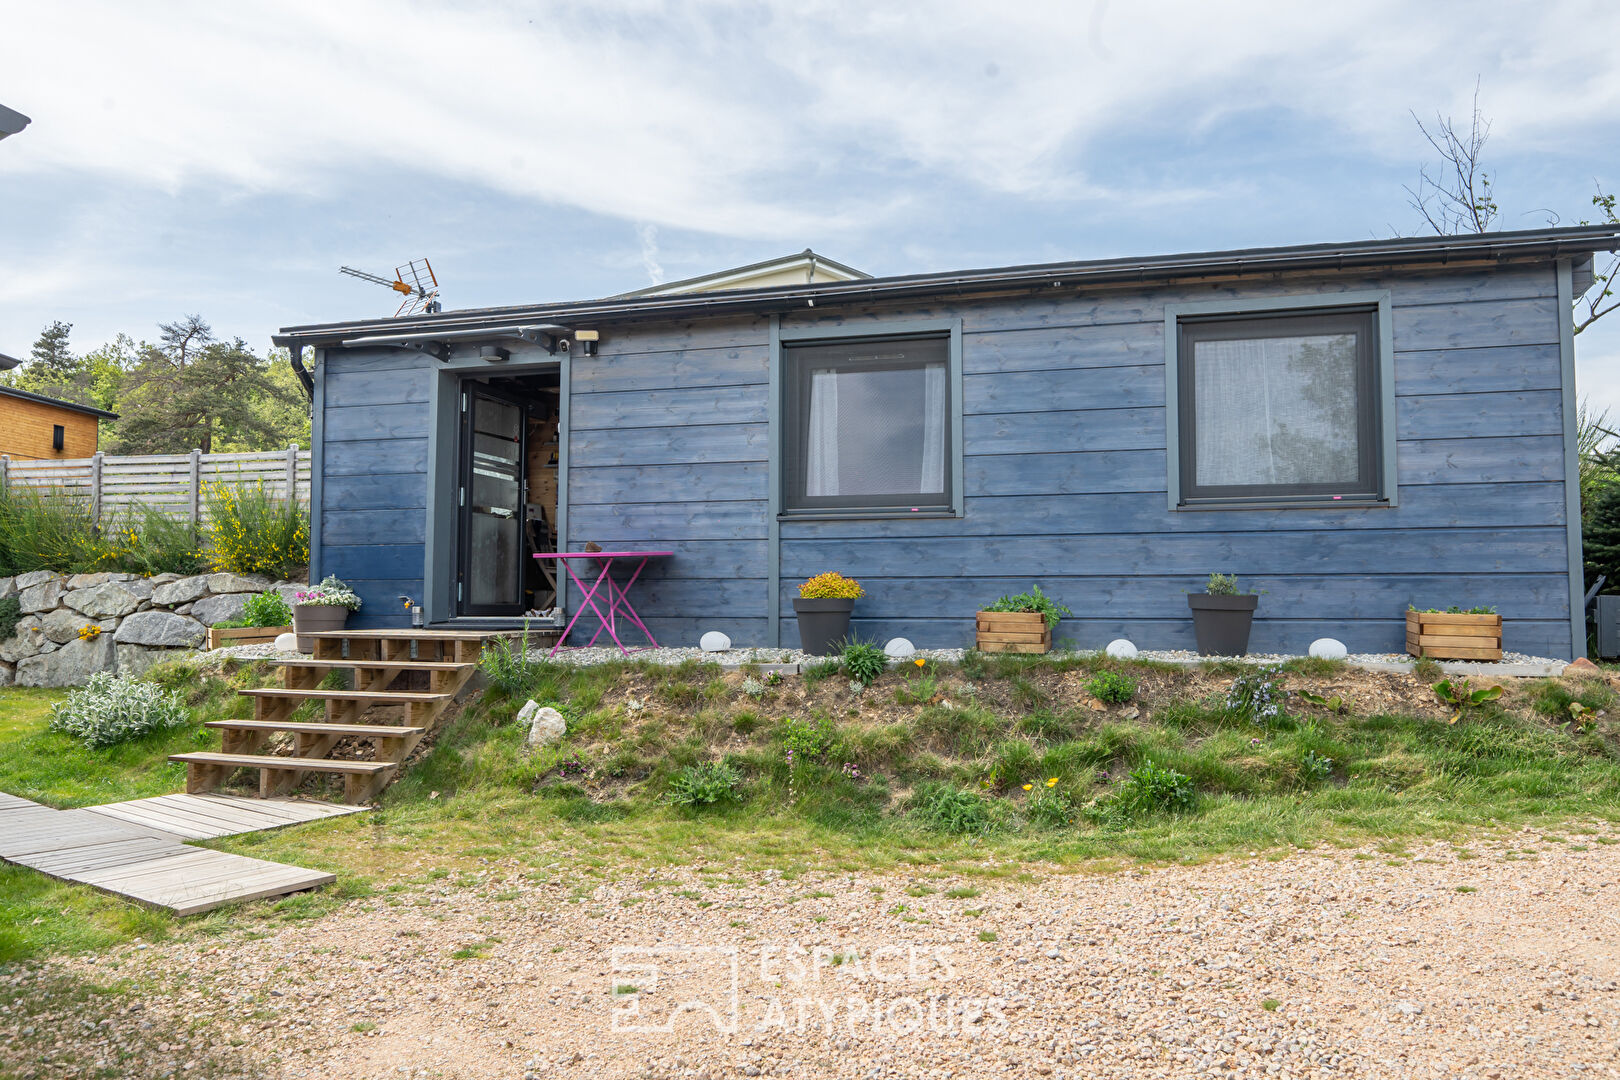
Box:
<box><xmin>575</xmin><ymin>329</ymin><xmax>599</xmax><ymax>356</ymax></box>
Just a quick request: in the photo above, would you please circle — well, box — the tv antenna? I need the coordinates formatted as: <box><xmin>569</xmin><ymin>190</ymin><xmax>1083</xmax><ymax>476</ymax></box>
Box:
<box><xmin>339</xmin><ymin>259</ymin><xmax>441</xmax><ymax>316</ymax></box>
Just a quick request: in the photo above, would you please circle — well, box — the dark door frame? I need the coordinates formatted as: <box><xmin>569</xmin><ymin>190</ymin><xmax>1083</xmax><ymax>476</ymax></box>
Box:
<box><xmin>456</xmin><ymin>383</ymin><xmax>529</xmax><ymax>617</ymax></box>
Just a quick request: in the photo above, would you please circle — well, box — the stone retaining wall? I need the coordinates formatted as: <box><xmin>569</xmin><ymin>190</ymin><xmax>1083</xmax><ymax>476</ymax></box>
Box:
<box><xmin>0</xmin><ymin>571</ymin><xmax>304</xmax><ymax>687</ymax></box>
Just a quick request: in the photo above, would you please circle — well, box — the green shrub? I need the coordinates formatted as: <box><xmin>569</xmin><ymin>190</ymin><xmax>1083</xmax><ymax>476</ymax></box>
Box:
<box><xmin>1086</xmin><ymin>671</ymin><xmax>1136</xmax><ymax>704</ymax></box>
<box><xmin>980</xmin><ymin>584</ymin><xmax>1071</xmax><ymax>629</ymax></box>
<box><xmin>238</xmin><ymin>590</ymin><xmax>293</xmax><ymax>628</ymax></box>
<box><xmin>106</xmin><ymin>505</ymin><xmax>205</xmax><ymax>576</ymax></box>
<box><xmin>0</xmin><ymin>595</ymin><xmax>20</xmax><ymax>642</ymax></box>
<box><xmin>0</xmin><ymin>487</ymin><xmax>105</xmax><ymax>574</ymax></box>
<box><xmin>1108</xmin><ymin>758</ymin><xmax>1195</xmax><ymax>816</ymax></box>
<box><xmin>1204</xmin><ymin>573</ymin><xmax>1240</xmax><ymax>595</ymax></box>
<box><xmin>1226</xmin><ymin>665</ymin><xmax>1286</xmax><ymax>724</ymax></box>
<box><xmin>908</xmin><ymin>781</ymin><xmax>994</xmax><ymax>835</ymax></box>
<box><xmin>1024</xmin><ymin>786</ymin><xmax>1076</xmax><ymax>828</ymax></box>
<box><xmin>49</xmin><ymin>672</ymin><xmax>191</xmax><ymax>749</ymax></box>
<box><xmin>1301</xmin><ymin>749</ymin><xmax>1334</xmax><ymax>783</ymax></box>
<box><xmin>840</xmin><ymin>640</ymin><xmax>889</xmax><ymax>687</ymax></box>
<box><xmin>477</xmin><ymin>633</ymin><xmax>545</xmax><ymax>695</ymax></box>
<box><xmin>667</xmin><ymin>761</ymin><xmax>743</xmax><ymax>806</ymax></box>
<box><xmin>781</xmin><ymin>715</ymin><xmax>837</xmax><ymax>761</ymax></box>
<box><xmin>203</xmin><ymin>480</ymin><xmax>308</xmax><ymax>578</ymax></box>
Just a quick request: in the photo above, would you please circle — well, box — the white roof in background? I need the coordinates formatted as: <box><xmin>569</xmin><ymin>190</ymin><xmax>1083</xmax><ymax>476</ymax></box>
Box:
<box><xmin>616</xmin><ymin>249</ymin><xmax>870</xmax><ymax>298</ymax></box>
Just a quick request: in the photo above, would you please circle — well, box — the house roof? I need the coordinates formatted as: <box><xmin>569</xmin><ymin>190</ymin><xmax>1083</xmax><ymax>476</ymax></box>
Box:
<box><xmin>0</xmin><ymin>384</ymin><xmax>119</xmax><ymax>420</ymax></box>
<box><xmin>613</xmin><ymin>249</ymin><xmax>870</xmax><ymax>298</ymax></box>
<box><xmin>0</xmin><ymin>353</ymin><xmax>19</xmax><ymax>370</ymax></box>
<box><xmin>274</xmin><ymin>224</ymin><xmax>1620</xmax><ymax>347</ymax></box>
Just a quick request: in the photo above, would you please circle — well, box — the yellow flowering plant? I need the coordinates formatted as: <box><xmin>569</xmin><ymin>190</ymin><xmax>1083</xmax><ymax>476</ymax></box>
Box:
<box><xmin>798</xmin><ymin>572</ymin><xmax>864</xmax><ymax>599</ymax></box>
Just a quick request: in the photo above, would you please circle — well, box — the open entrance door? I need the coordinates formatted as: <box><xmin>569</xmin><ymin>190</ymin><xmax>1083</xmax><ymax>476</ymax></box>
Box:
<box><xmin>458</xmin><ymin>387</ymin><xmax>527</xmax><ymax>615</ymax></box>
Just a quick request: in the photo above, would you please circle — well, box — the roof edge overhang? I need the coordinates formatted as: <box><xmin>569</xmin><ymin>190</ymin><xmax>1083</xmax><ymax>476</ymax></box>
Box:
<box><xmin>0</xmin><ymin>385</ymin><xmax>119</xmax><ymax>420</ymax></box>
<box><xmin>274</xmin><ymin>225</ymin><xmax>1620</xmax><ymax>348</ymax></box>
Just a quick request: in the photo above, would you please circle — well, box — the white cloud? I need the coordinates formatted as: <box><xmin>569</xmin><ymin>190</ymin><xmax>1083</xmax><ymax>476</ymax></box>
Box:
<box><xmin>4</xmin><ymin>1</ymin><xmax>1617</xmax><ymax>241</ymax></box>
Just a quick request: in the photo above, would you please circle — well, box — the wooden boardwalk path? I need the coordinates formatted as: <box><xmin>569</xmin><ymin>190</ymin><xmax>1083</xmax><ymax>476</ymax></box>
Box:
<box><xmin>0</xmin><ymin>791</ymin><xmax>359</xmax><ymax>915</ymax></box>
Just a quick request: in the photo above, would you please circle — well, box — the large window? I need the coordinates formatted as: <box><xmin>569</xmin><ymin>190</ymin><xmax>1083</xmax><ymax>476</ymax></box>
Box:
<box><xmin>1175</xmin><ymin>307</ymin><xmax>1383</xmax><ymax>507</ymax></box>
<box><xmin>781</xmin><ymin>334</ymin><xmax>954</xmax><ymax>515</ymax></box>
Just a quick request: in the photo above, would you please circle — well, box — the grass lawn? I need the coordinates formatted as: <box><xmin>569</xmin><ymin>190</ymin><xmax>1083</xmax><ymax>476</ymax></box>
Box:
<box><xmin>4</xmin><ymin>650</ymin><xmax>1620</xmax><ymax>965</ymax></box>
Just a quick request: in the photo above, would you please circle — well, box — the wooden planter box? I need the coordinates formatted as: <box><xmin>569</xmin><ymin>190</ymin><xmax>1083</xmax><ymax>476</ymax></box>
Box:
<box><xmin>1405</xmin><ymin>611</ymin><xmax>1502</xmax><ymax>661</ymax></box>
<box><xmin>206</xmin><ymin>625</ymin><xmax>292</xmax><ymax>650</ymax></box>
<box><xmin>975</xmin><ymin>611</ymin><xmax>1051</xmax><ymax>654</ymax></box>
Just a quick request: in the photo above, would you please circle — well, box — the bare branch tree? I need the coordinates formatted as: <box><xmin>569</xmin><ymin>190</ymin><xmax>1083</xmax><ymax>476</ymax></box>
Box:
<box><xmin>1406</xmin><ymin>79</ymin><xmax>1498</xmax><ymax>235</ymax></box>
<box><xmin>1577</xmin><ymin>184</ymin><xmax>1620</xmax><ymax>335</ymax></box>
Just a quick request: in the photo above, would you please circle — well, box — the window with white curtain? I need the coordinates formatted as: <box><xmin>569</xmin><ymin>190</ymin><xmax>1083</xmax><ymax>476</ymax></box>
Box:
<box><xmin>1177</xmin><ymin>309</ymin><xmax>1381</xmax><ymax>505</ymax></box>
<box><xmin>782</xmin><ymin>334</ymin><xmax>951</xmax><ymax>514</ymax></box>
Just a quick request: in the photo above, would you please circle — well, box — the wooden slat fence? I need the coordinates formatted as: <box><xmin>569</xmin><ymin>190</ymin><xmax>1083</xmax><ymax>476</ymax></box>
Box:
<box><xmin>0</xmin><ymin>446</ymin><xmax>308</xmax><ymax>524</ymax></box>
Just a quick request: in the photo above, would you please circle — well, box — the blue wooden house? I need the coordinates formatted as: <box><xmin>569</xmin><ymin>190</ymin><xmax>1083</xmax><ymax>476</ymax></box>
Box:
<box><xmin>273</xmin><ymin>226</ymin><xmax>1620</xmax><ymax>659</ymax></box>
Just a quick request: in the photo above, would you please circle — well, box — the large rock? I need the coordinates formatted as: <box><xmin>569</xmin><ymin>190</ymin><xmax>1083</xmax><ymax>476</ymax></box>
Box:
<box><xmin>19</xmin><ymin>578</ymin><xmax>65</xmax><ymax>614</ymax></box>
<box><xmin>0</xmin><ymin>617</ymin><xmax>48</xmax><ymax>662</ymax></box>
<box><xmin>64</xmin><ymin>582</ymin><xmax>144</xmax><ymax>619</ymax></box>
<box><xmin>13</xmin><ymin>570</ymin><xmax>58</xmax><ymax>590</ymax></box>
<box><xmin>124</xmin><ymin>578</ymin><xmax>154</xmax><ymax>601</ymax></box>
<box><xmin>65</xmin><ymin>572</ymin><xmax>112</xmax><ymax>590</ymax></box>
<box><xmin>0</xmin><ymin>661</ymin><xmax>12</xmax><ymax>686</ymax></box>
<box><xmin>151</xmin><ymin>575</ymin><xmax>212</xmax><ymax>607</ymax></box>
<box><xmin>207</xmin><ymin>573</ymin><xmax>272</xmax><ymax>595</ymax></box>
<box><xmin>190</xmin><ymin>593</ymin><xmax>252</xmax><ymax>626</ymax></box>
<box><xmin>0</xmin><ymin>576</ymin><xmax>14</xmax><ymax>599</ymax></box>
<box><xmin>15</xmin><ymin>632</ymin><xmax>117</xmax><ymax>687</ymax></box>
<box><xmin>114</xmin><ymin>610</ymin><xmax>206</xmax><ymax>648</ymax></box>
<box><xmin>521</xmin><ymin>701</ymin><xmax>568</xmax><ymax>747</ymax></box>
<box><xmin>116</xmin><ymin>643</ymin><xmax>191</xmax><ymax>679</ymax></box>
<box><xmin>40</xmin><ymin>609</ymin><xmax>116</xmax><ymax>644</ymax></box>
<box><xmin>148</xmin><ymin>573</ymin><xmax>183</xmax><ymax>585</ymax></box>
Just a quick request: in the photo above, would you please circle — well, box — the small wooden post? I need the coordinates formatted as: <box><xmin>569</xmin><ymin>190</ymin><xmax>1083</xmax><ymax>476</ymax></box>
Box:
<box><xmin>188</xmin><ymin>448</ymin><xmax>203</xmax><ymax>525</ymax></box>
<box><xmin>89</xmin><ymin>451</ymin><xmax>104</xmax><ymax>525</ymax></box>
<box><xmin>0</xmin><ymin>454</ymin><xmax>9</xmax><ymax>496</ymax></box>
<box><xmin>285</xmin><ymin>444</ymin><xmax>299</xmax><ymax>500</ymax></box>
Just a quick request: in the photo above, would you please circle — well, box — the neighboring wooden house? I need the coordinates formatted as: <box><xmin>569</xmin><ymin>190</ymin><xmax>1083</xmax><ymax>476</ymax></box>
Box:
<box><xmin>0</xmin><ymin>382</ymin><xmax>118</xmax><ymax>460</ymax></box>
<box><xmin>274</xmin><ymin>225</ymin><xmax>1620</xmax><ymax>658</ymax></box>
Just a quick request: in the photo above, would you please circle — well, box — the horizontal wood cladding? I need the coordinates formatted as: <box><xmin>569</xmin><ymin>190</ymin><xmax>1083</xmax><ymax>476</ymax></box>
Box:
<box><xmin>313</xmin><ymin>262</ymin><xmax>1571</xmax><ymax>655</ymax></box>
<box><xmin>0</xmin><ymin>399</ymin><xmax>100</xmax><ymax>460</ymax></box>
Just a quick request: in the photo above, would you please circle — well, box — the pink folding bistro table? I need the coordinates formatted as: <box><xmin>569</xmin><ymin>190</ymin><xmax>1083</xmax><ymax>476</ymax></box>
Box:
<box><xmin>532</xmin><ymin>550</ymin><xmax>673</xmax><ymax>657</ymax></box>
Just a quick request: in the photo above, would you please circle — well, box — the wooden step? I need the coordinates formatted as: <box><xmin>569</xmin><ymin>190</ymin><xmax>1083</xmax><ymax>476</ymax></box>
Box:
<box><xmin>171</xmin><ymin>752</ymin><xmax>395</xmax><ymax>805</ymax></box>
<box><xmin>307</xmin><ymin>629</ymin><xmax>509</xmax><ymax>642</ymax></box>
<box><xmin>171</xmin><ymin>751</ymin><xmax>393</xmax><ymax>774</ymax></box>
<box><xmin>270</xmin><ymin>658</ymin><xmax>473</xmax><ymax>671</ymax></box>
<box><xmin>204</xmin><ymin>720</ymin><xmax>425</xmax><ymax>737</ymax></box>
<box><xmin>240</xmin><ymin>688</ymin><xmax>452</xmax><ymax>703</ymax></box>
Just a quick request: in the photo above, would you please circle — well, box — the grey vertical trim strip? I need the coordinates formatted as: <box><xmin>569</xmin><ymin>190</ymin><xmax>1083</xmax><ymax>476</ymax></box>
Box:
<box><xmin>1557</xmin><ymin>258</ymin><xmax>1587</xmax><ymax>659</ymax></box>
<box><xmin>948</xmin><ymin>319</ymin><xmax>965</xmax><ymax>515</ymax></box>
<box><xmin>1376</xmin><ymin>293</ymin><xmax>1398</xmax><ymax>507</ymax></box>
<box><xmin>1162</xmin><ymin>311</ymin><xmax>1180</xmax><ymax>511</ymax></box>
<box><xmin>308</xmin><ymin>349</ymin><xmax>325</xmax><ymax>581</ymax></box>
<box><xmin>767</xmin><ymin>316</ymin><xmax>782</xmax><ymax>647</ymax></box>
<box><xmin>557</xmin><ymin>349</ymin><xmax>572</xmax><ymax>619</ymax></box>
<box><xmin>422</xmin><ymin>368</ymin><xmax>457</xmax><ymax>624</ymax></box>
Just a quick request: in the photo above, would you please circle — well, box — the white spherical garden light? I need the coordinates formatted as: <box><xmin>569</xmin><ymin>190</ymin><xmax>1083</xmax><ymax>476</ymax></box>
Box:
<box><xmin>699</xmin><ymin>631</ymin><xmax>732</xmax><ymax>653</ymax></box>
<box><xmin>1105</xmin><ymin>638</ymin><xmax>1138</xmax><ymax>660</ymax></box>
<box><xmin>1308</xmin><ymin>637</ymin><xmax>1347</xmax><ymax>661</ymax></box>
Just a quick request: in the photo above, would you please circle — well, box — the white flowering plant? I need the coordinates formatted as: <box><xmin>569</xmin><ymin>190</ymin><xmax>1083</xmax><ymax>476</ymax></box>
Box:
<box><xmin>293</xmin><ymin>575</ymin><xmax>362</xmax><ymax>611</ymax></box>
<box><xmin>49</xmin><ymin>672</ymin><xmax>190</xmax><ymax>749</ymax></box>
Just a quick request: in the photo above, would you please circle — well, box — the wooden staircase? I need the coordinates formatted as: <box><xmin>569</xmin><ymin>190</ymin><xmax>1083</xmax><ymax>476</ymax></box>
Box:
<box><xmin>171</xmin><ymin>629</ymin><xmax>522</xmax><ymax>805</ymax></box>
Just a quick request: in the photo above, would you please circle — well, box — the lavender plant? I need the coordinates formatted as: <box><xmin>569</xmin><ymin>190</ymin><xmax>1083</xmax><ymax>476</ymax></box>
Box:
<box><xmin>1226</xmin><ymin>664</ymin><xmax>1286</xmax><ymax>724</ymax></box>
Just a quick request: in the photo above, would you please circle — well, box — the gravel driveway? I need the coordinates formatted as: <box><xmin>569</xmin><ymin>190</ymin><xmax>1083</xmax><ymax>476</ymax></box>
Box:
<box><xmin>27</xmin><ymin>831</ymin><xmax>1620</xmax><ymax>1080</ymax></box>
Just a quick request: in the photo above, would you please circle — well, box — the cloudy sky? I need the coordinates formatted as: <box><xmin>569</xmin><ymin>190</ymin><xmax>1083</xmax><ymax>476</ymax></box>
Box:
<box><xmin>2</xmin><ymin>1</ymin><xmax>1618</xmax><ymax>406</ymax></box>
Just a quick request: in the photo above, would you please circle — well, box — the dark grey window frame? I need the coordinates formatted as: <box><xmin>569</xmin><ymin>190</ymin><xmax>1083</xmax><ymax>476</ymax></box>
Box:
<box><xmin>1163</xmin><ymin>292</ymin><xmax>1397</xmax><ymax>511</ymax></box>
<box><xmin>772</xmin><ymin>319</ymin><xmax>965</xmax><ymax>521</ymax></box>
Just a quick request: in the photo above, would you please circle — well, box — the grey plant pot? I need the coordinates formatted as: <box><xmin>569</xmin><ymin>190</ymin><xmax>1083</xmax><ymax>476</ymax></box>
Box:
<box><xmin>792</xmin><ymin>597</ymin><xmax>855</xmax><ymax>657</ymax></box>
<box><xmin>1187</xmin><ymin>593</ymin><xmax>1259</xmax><ymax>657</ymax></box>
<box><xmin>292</xmin><ymin>604</ymin><xmax>350</xmax><ymax>652</ymax></box>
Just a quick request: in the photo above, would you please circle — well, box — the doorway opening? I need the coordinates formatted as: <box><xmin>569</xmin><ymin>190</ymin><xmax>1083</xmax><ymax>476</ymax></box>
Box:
<box><xmin>454</xmin><ymin>370</ymin><xmax>560</xmax><ymax>619</ymax></box>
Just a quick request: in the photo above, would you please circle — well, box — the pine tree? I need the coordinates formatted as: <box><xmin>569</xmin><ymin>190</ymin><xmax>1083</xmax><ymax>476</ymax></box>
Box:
<box><xmin>29</xmin><ymin>320</ymin><xmax>76</xmax><ymax>377</ymax></box>
<box><xmin>1584</xmin><ymin>481</ymin><xmax>1620</xmax><ymax>594</ymax></box>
